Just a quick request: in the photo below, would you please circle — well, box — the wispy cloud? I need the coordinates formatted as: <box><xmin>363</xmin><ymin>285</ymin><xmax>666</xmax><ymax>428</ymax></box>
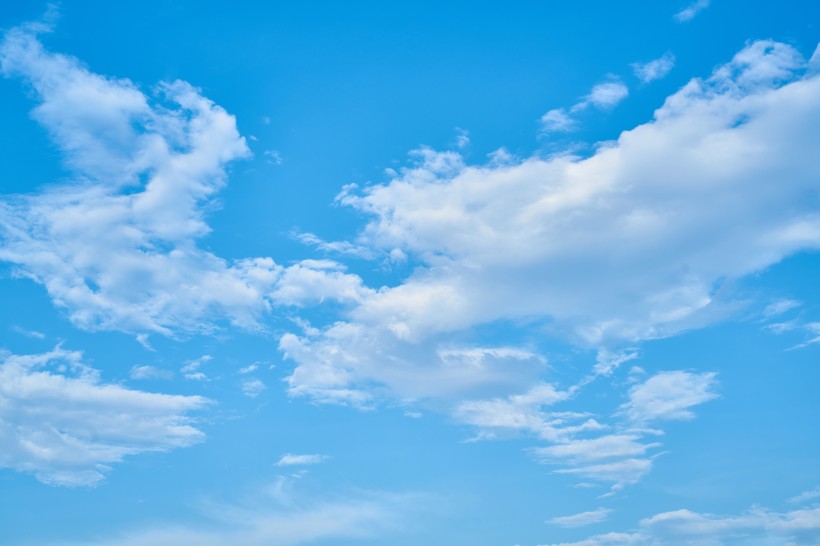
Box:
<box><xmin>10</xmin><ymin>325</ymin><xmax>45</xmax><ymax>339</ymax></box>
<box><xmin>275</xmin><ymin>453</ymin><xmax>330</xmax><ymax>467</ymax></box>
<box><xmin>54</xmin><ymin>481</ymin><xmax>426</xmax><ymax>546</ymax></box>
<box><xmin>674</xmin><ymin>0</ymin><xmax>710</xmax><ymax>22</ymax></box>
<box><xmin>549</xmin><ymin>508</ymin><xmax>612</xmax><ymax>528</ymax></box>
<box><xmin>572</xmin><ymin>79</ymin><xmax>629</xmax><ymax>111</ymax></box>
<box><xmin>130</xmin><ymin>364</ymin><xmax>173</xmax><ymax>380</ymax></box>
<box><xmin>540</xmin><ymin>108</ymin><xmax>577</xmax><ymax>133</ymax></box>
<box><xmin>631</xmin><ymin>53</ymin><xmax>675</xmax><ymax>83</ymax></box>
<box><xmin>546</xmin><ymin>500</ymin><xmax>820</xmax><ymax>545</ymax></box>
<box><xmin>0</xmin><ymin>347</ymin><xmax>208</xmax><ymax>486</ymax></box>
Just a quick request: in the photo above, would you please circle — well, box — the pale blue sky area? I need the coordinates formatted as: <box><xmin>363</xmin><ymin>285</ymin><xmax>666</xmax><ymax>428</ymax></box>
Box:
<box><xmin>1</xmin><ymin>2</ymin><xmax>819</xmax><ymax>545</ymax></box>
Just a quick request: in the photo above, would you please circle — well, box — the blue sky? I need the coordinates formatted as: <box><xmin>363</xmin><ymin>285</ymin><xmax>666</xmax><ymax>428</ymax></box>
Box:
<box><xmin>1</xmin><ymin>1</ymin><xmax>819</xmax><ymax>545</ymax></box>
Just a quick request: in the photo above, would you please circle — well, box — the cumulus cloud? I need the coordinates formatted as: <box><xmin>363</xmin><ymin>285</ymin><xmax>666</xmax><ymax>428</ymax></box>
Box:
<box><xmin>283</xmin><ymin>40</ymin><xmax>820</xmax><ymax>411</ymax></box>
<box><xmin>0</xmin><ymin>347</ymin><xmax>208</xmax><ymax>486</ymax></box>
<box><xmin>631</xmin><ymin>53</ymin><xmax>675</xmax><ymax>83</ymax></box>
<box><xmin>0</xmin><ymin>23</ymin><xmax>367</xmax><ymax>336</ymax></box>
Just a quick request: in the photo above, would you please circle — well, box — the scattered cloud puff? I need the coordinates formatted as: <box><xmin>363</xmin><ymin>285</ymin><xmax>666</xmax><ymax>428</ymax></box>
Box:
<box><xmin>242</xmin><ymin>378</ymin><xmax>266</xmax><ymax>398</ymax></box>
<box><xmin>542</xmin><ymin>77</ymin><xmax>629</xmax><ymax>133</ymax></box>
<box><xmin>763</xmin><ymin>298</ymin><xmax>801</xmax><ymax>317</ymax></box>
<box><xmin>264</xmin><ymin>149</ymin><xmax>283</xmax><ymax>165</ymax></box>
<box><xmin>0</xmin><ymin>347</ymin><xmax>208</xmax><ymax>486</ymax></box>
<box><xmin>455</xmin><ymin>369</ymin><xmax>716</xmax><ymax>490</ymax></box>
<box><xmin>618</xmin><ymin>371</ymin><xmax>718</xmax><ymax>423</ymax></box>
<box><xmin>283</xmin><ymin>40</ymin><xmax>820</xmax><ymax>409</ymax></box>
<box><xmin>674</xmin><ymin>0</ymin><xmax>710</xmax><ymax>23</ymax></box>
<box><xmin>631</xmin><ymin>53</ymin><xmax>675</xmax><ymax>84</ymax></box>
<box><xmin>790</xmin><ymin>488</ymin><xmax>820</xmax><ymax>504</ymax></box>
<box><xmin>549</xmin><ymin>508</ymin><xmax>613</xmax><ymax>528</ymax></box>
<box><xmin>130</xmin><ymin>364</ymin><xmax>173</xmax><ymax>380</ymax></box>
<box><xmin>10</xmin><ymin>325</ymin><xmax>45</xmax><ymax>339</ymax></box>
<box><xmin>572</xmin><ymin>79</ymin><xmax>629</xmax><ymax>111</ymax></box>
<box><xmin>544</xmin><ymin>501</ymin><xmax>820</xmax><ymax>545</ymax></box>
<box><xmin>181</xmin><ymin>354</ymin><xmax>213</xmax><ymax>381</ymax></box>
<box><xmin>454</xmin><ymin>127</ymin><xmax>470</xmax><ymax>149</ymax></box>
<box><xmin>0</xmin><ymin>24</ymin><xmax>368</xmax><ymax>336</ymax></box>
<box><xmin>540</xmin><ymin>108</ymin><xmax>577</xmax><ymax>133</ymax></box>
<box><xmin>275</xmin><ymin>453</ymin><xmax>330</xmax><ymax>467</ymax></box>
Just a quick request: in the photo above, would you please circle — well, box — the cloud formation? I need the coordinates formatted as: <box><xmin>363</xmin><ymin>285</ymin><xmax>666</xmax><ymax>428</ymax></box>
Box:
<box><xmin>284</xmin><ymin>40</ymin><xmax>820</xmax><ymax>408</ymax></box>
<box><xmin>631</xmin><ymin>53</ymin><xmax>675</xmax><ymax>83</ymax></box>
<box><xmin>674</xmin><ymin>0</ymin><xmax>711</xmax><ymax>23</ymax></box>
<box><xmin>0</xmin><ymin>347</ymin><xmax>208</xmax><ymax>486</ymax></box>
<box><xmin>543</xmin><ymin>502</ymin><xmax>820</xmax><ymax>545</ymax></box>
<box><xmin>0</xmin><ymin>23</ymin><xmax>368</xmax><ymax>336</ymax></box>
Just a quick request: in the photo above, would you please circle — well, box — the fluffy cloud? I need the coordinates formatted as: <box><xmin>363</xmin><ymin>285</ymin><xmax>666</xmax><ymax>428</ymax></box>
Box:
<box><xmin>0</xmin><ymin>347</ymin><xmax>208</xmax><ymax>486</ymax></box>
<box><xmin>573</xmin><ymin>80</ymin><xmax>629</xmax><ymax>111</ymax></box>
<box><xmin>631</xmin><ymin>53</ymin><xmax>675</xmax><ymax>83</ymax></box>
<box><xmin>0</xmin><ymin>23</ymin><xmax>367</xmax><ymax>336</ymax></box>
<box><xmin>284</xmin><ymin>40</ymin><xmax>820</xmax><ymax>408</ymax></box>
<box><xmin>541</xmin><ymin>108</ymin><xmax>577</xmax><ymax>133</ymax></box>
<box><xmin>618</xmin><ymin>371</ymin><xmax>718</xmax><ymax>423</ymax></box>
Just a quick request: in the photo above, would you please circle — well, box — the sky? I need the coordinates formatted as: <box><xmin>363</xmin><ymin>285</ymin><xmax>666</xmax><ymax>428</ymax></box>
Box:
<box><xmin>1</xmin><ymin>1</ymin><xmax>819</xmax><ymax>545</ymax></box>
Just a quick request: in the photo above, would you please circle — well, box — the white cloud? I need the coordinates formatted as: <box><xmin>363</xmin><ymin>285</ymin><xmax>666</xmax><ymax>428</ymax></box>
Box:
<box><xmin>674</xmin><ymin>0</ymin><xmax>710</xmax><ymax>22</ymax></box>
<box><xmin>459</xmin><ymin>370</ymin><xmax>714</xmax><ymax>490</ymax></box>
<box><xmin>763</xmin><ymin>298</ymin><xmax>801</xmax><ymax>317</ymax></box>
<box><xmin>10</xmin><ymin>325</ymin><xmax>45</xmax><ymax>339</ymax></box>
<box><xmin>454</xmin><ymin>127</ymin><xmax>470</xmax><ymax>148</ymax></box>
<box><xmin>549</xmin><ymin>508</ymin><xmax>613</xmax><ymax>528</ymax></box>
<box><xmin>239</xmin><ymin>364</ymin><xmax>259</xmax><ymax>374</ymax></box>
<box><xmin>541</xmin><ymin>108</ymin><xmax>577</xmax><ymax>133</ymax></box>
<box><xmin>573</xmin><ymin>80</ymin><xmax>629</xmax><ymax>111</ymax></box>
<box><xmin>275</xmin><ymin>453</ymin><xmax>330</xmax><ymax>467</ymax></box>
<box><xmin>0</xmin><ymin>347</ymin><xmax>208</xmax><ymax>486</ymax></box>
<box><xmin>790</xmin><ymin>488</ymin><xmax>820</xmax><ymax>504</ymax></box>
<box><xmin>130</xmin><ymin>365</ymin><xmax>173</xmax><ymax>380</ymax></box>
<box><xmin>181</xmin><ymin>354</ymin><xmax>212</xmax><ymax>381</ymax></box>
<box><xmin>632</xmin><ymin>53</ymin><xmax>675</xmax><ymax>83</ymax></box>
<box><xmin>533</xmin><ymin>434</ymin><xmax>659</xmax><ymax>463</ymax></box>
<box><xmin>543</xmin><ymin>499</ymin><xmax>820</xmax><ymax>546</ymax></box>
<box><xmin>283</xmin><ymin>40</ymin><xmax>820</xmax><ymax>410</ymax></box>
<box><xmin>619</xmin><ymin>371</ymin><xmax>718</xmax><ymax>423</ymax></box>
<box><xmin>0</xmin><ymin>24</ymin><xmax>368</xmax><ymax>336</ymax></box>
<box><xmin>556</xmin><ymin>458</ymin><xmax>653</xmax><ymax>488</ymax></box>
<box><xmin>264</xmin><ymin>149</ymin><xmax>283</xmax><ymax>164</ymax></box>
<box><xmin>294</xmin><ymin>231</ymin><xmax>377</xmax><ymax>260</ymax></box>
<box><xmin>241</xmin><ymin>378</ymin><xmax>266</xmax><ymax>398</ymax></box>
